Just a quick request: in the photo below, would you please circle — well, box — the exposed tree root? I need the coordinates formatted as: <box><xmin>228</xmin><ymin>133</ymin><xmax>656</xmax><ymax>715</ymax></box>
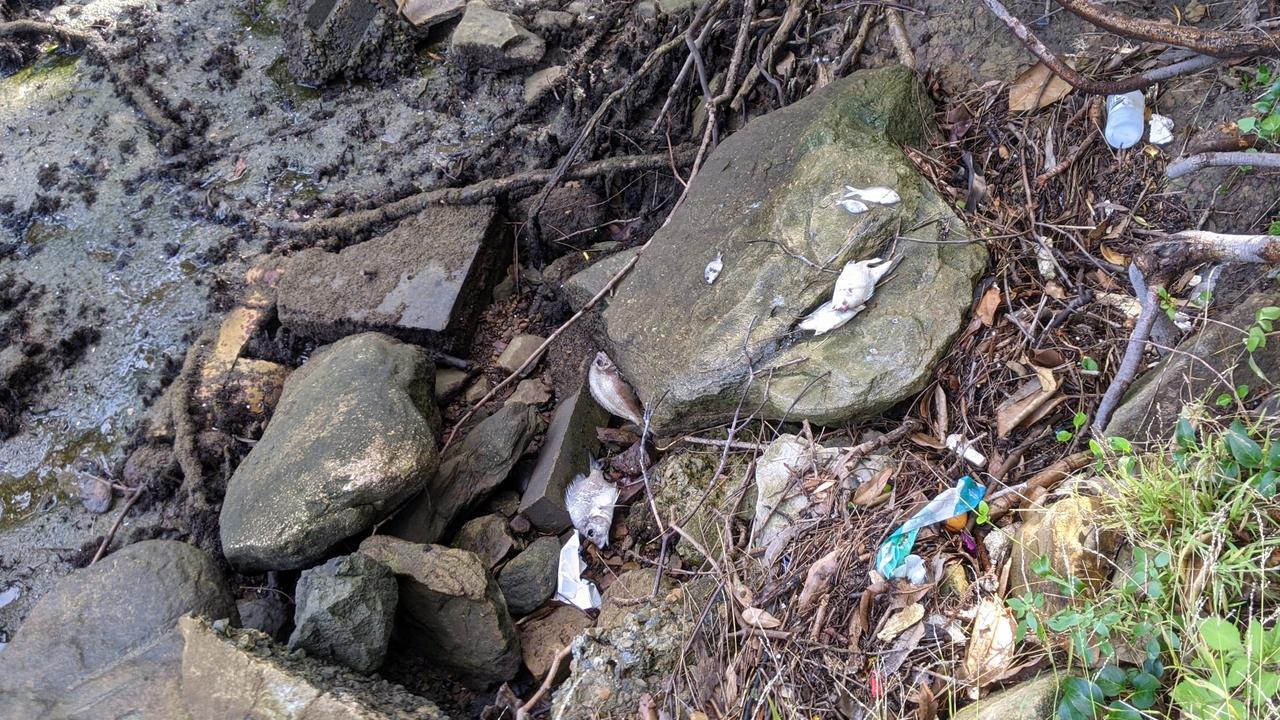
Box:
<box><xmin>1054</xmin><ymin>0</ymin><xmax>1280</xmax><ymax>58</ymax></box>
<box><xmin>1166</xmin><ymin>151</ymin><xmax>1280</xmax><ymax>178</ymax></box>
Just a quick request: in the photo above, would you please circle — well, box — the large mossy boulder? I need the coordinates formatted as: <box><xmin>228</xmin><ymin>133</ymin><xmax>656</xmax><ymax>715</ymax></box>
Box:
<box><xmin>598</xmin><ymin>66</ymin><xmax>986</xmax><ymax>431</ymax></box>
<box><xmin>220</xmin><ymin>333</ymin><xmax>442</xmax><ymax>572</ymax></box>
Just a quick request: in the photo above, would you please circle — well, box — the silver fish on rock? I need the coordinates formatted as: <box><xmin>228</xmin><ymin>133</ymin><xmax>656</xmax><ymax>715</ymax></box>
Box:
<box><xmin>565</xmin><ymin>455</ymin><xmax>618</xmax><ymax>548</ymax></box>
<box><xmin>704</xmin><ymin>253</ymin><xmax>723</xmax><ymax>284</ymax></box>
<box><xmin>588</xmin><ymin>351</ymin><xmax>644</xmax><ymax>426</ymax></box>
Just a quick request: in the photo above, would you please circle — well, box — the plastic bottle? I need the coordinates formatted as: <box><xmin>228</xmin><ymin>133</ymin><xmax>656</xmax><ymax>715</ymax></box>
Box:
<box><xmin>1104</xmin><ymin>91</ymin><xmax>1145</xmax><ymax>149</ymax></box>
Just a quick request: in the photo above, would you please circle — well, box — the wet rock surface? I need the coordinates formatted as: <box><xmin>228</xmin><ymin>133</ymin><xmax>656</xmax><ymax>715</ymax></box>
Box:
<box><xmin>277</xmin><ymin>205</ymin><xmax>510</xmax><ymax>351</ymax></box>
<box><xmin>289</xmin><ymin>553</ymin><xmax>398</xmax><ymax>674</ymax></box>
<box><xmin>282</xmin><ymin>0</ymin><xmax>417</xmax><ymax>85</ymax></box>
<box><xmin>181</xmin><ymin>616</ymin><xmax>447</xmax><ymax>719</ymax></box>
<box><xmin>388</xmin><ymin>401</ymin><xmax>539</xmax><ymax>544</ymax></box>
<box><xmin>497</xmin><ymin>534</ymin><xmax>561</xmax><ymax>615</ymax></box>
<box><xmin>600</xmin><ymin>67</ymin><xmax>986</xmax><ymax>431</ymax></box>
<box><xmin>0</xmin><ymin>540</ymin><xmax>238</xmax><ymax>718</ymax></box>
<box><xmin>950</xmin><ymin>674</ymin><xmax>1061</xmax><ymax>720</ymax></box>
<box><xmin>220</xmin><ymin>333</ymin><xmax>442</xmax><ymax>571</ymax></box>
<box><xmin>359</xmin><ymin>535</ymin><xmax>521</xmax><ymax>686</ymax></box>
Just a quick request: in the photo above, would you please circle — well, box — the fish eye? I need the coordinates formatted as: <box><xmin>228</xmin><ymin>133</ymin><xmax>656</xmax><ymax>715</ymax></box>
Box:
<box><xmin>586</xmin><ymin>529</ymin><xmax>596</xmax><ymax>537</ymax></box>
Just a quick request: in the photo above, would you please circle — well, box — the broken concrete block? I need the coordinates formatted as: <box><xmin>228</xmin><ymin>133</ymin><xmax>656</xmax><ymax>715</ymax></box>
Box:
<box><xmin>450</xmin><ymin>1</ymin><xmax>545</xmax><ymax>71</ymax></box>
<box><xmin>518</xmin><ymin>381</ymin><xmax>608</xmax><ymax>531</ymax></box>
<box><xmin>277</xmin><ymin>204</ymin><xmax>509</xmax><ymax>353</ymax></box>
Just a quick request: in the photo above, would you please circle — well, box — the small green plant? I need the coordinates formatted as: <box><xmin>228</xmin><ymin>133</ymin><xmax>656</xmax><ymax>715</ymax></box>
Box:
<box><xmin>1237</xmin><ymin>64</ymin><xmax>1280</xmax><ymax>142</ymax></box>
<box><xmin>1158</xmin><ymin>287</ymin><xmax>1181</xmax><ymax>321</ymax></box>
<box><xmin>1172</xmin><ymin>617</ymin><xmax>1280</xmax><ymax>719</ymax></box>
<box><xmin>1081</xmin><ymin>356</ymin><xmax>1100</xmax><ymax>374</ymax></box>
<box><xmin>1057</xmin><ymin>412</ymin><xmax>1089</xmax><ymax>443</ymax></box>
<box><xmin>1268</xmin><ymin>218</ymin><xmax>1280</xmax><ymax>237</ymax></box>
<box><xmin>1244</xmin><ymin>306</ymin><xmax>1280</xmax><ymax>382</ymax></box>
<box><xmin>973</xmin><ymin>500</ymin><xmax>991</xmax><ymax>526</ymax></box>
<box><xmin>1057</xmin><ymin>664</ymin><xmax>1165</xmax><ymax>720</ymax></box>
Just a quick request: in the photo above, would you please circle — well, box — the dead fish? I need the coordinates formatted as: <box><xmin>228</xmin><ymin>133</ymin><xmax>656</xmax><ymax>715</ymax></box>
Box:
<box><xmin>832</xmin><ymin>256</ymin><xmax>897</xmax><ymax>312</ymax></box>
<box><xmin>565</xmin><ymin>455</ymin><xmax>618</xmax><ymax>548</ymax></box>
<box><xmin>798</xmin><ymin>299</ymin><xmax>862</xmax><ymax>335</ymax></box>
<box><xmin>588</xmin><ymin>352</ymin><xmax>644</xmax><ymax>426</ymax></box>
<box><xmin>704</xmin><ymin>253</ymin><xmax>724</xmax><ymax>284</ymax></box>
<box><xmin>837</xmin><ymin>197</ymin><xmax>869</xmax><ymax>215</ymax></box>
<box><xmin>843</xmin><ymin>185</ymin><xmax>901</xmax><ymax>205</ymax></box>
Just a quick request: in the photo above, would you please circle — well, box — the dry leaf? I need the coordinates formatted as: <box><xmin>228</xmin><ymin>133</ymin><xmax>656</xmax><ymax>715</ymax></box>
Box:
<box><xmin>961</xmin><ymin>597</ymin><xmax>1017</xmax><ymax>687</ymax></box>
<box><xmin>741</xmin><ymin>607</ymin><xmax>782</xmax><ymax>629</ymax></box>
<box><xmin>1009</xmin><ymin>63</ymin><xmax>1074</xmax><ymax>112</ymax></box>
<box><xmin>798</xmin><ymin>547</ymin><xmax>843</xmax><ymax>609</ymax></box>
<box><xmin>1100</xmin><ymin>244</ymin><xmax>1127</xmax><ymax>265</ymax></box>
<box><xmin>877</xmin><ymin>603</ymin><xmax>924</xmax><ymax>643</ymax></box>
<box><xmin>995</xmin><ymin>367</ymin><xmax>1059</xmax><ymax>437</ymax></box>
<box><xmin>881</xmin><ymin>622</ymin><xmax>926</xmax><ymax>677</ymax></box>
<box><xmin>1183</xmin><ymin>0</ymin><xmax>1207</xmax><ymax>23</ymax></box>
<box><xmin>852</xmin><ymin>467</ymin><xmax>893</xmax><ymax>505</ymax></box>
<box><xmin>849</xmin><ymin>582</ymin><xmax>886</xmax><ymax>646</ymax></box>
<box><xmin>975</xmin><ymin>286</ymin><xmax>1001</xmax><ymax>326</ymax></box>
<box><xmin>910</xmin><ymin>432</ymin><xmax>947</xmax><ymax>450</ymax></box>
<box><xmin>638</xmin><ymin>693</ymin><xmax>659</xmax><ymax>720</ymax></box>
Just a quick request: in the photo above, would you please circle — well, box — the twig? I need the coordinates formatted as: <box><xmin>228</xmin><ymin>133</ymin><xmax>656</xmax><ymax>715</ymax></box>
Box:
<box><xmin>651</xmin><ymin>15</ymin><xmax>717</xmax><ymax>132</ymax></box>
<box><xmin>832</xmin><ymin>8</ymin><xmax>874</xmax><ymax>78</ymax></box>
<box><xmin>685</xmin><ymin>10</ymin><xmax>718</xmax><ymax>147</ymax></box>
<box><xmin>1092</xmin><ymin>282</ymin><xmax>1162</xmax><ymax>435</ymax></box>
<box><xmin>91</xmin><ymin>484</ymin><xmax>142</xmax><ymax>564</ymax></box>
<box><xmin>0</xmin><ymin>19</ymin><xmax>92</xmax><ymax>46</ymax></box>
<box><xmin>658</xmin><ymin>435</ymin><xmax>768</xmax><ymax>452</ymax></box>
<box><xmin>884</xmin><ymin>8</ymin><xmax>915</xmax><ymax>70</ymax></box>
<box><xmin>516</xmin><ymin>644</ymin><xmax>574</xmax><ymax>720</ymax></box>
<box><xmin>711</xmin><ymin>0</ymin><xmax>758</xmax><ymax>106</ymax></box>
<box><xmin>981</xmin><ymin>0</ymin><xmax>1220</xmax><ymax>93</ymax></box>
<box><xmin>1036</xmin><ymin>99</ymin><xmax>1102</xmax><ymax>185</ymax></box>
<box><xmin>1054</xmin><ymin>0</ymin><xmax>1280</xmax><ymax>58</ymax></box>
<box><xmin>276</xmin><ymin>149</ymin><xmax>695</xmax><ymax>246</ymax></box>
<box><xmin>731</xmin><ymin>0</ymin><xmax>807</xmax><ymax>111</ymax></box>
<box><xmin>1166</xmin><ymin>151</ymin><xmax>1280</xmax><ymax>179</ymax></box>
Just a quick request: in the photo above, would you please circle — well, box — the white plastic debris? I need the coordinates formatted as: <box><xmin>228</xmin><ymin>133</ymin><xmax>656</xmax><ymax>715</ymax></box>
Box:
<box><xmin>896</xmin><ymin>554</ymin><xmax>927</xmax><ymax>585</ymax></box>
<box><xmin>945</xmin><ymin>434</ymin><xmax>987</xmax><ymax>468</ymax></box>
<box><xmin>704</xmin><ymin>253</ymin><xmax>723</xmax><ymax>284</ymax></box>
<box><xmin>1149</xmin><ymin>113</ymin><xmax>1175</xmax><ymax>145</ymax></box>
<box><xmin>1104</xmin><ymin>91</ymin><xmax>1145</xmax><ymax>149</ymax></box>
<box><xmin>844</xmin><ymin>185</ymin><xmax>901</xmax><ymax>205</ymax></box>
<box><xmin>1035</xmin><ymin>236</ymin><xmax>1056</xmax><ymax>279</ymax></box>
<box><xmin>555</xmin><ymin>532</ymin><xmax>601</xmax><ymax>611</ymax></box>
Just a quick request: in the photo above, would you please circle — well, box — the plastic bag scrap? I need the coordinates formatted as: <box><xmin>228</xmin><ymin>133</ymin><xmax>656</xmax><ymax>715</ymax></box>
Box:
<box><xmin>555</xmin><ymin>531</ymin><xmax>601</xmax><ymax>610</ymax></box>
<box><xmin>875</xmin><ymin>475</ymin><xmax>986</xmax><ymax>584</ymax></box>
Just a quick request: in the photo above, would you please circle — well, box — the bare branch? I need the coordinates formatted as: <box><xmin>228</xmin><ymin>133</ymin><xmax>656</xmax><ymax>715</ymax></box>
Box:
<box><xmin>1054</xmin><ymin>0</ymin><xmax>1280</xmax><ymax>58</ymax></box>
<box><xmin>1166</xmin><ymin>151</ymin><xmax>1280</xmax><ymax>179</ymax></box>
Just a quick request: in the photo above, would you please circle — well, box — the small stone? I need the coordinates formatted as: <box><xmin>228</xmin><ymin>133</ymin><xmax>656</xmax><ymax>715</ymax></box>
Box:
<box><xmin>281</xmin><ymin>0</ymin><xmax>417</xmax><ymax>86</ymax></box>
<box><xmin>520</xmin><ymin>605</ymin><xmax>593</xmax><ymax>678</ymax></box>
<box><xmin>496</xmin><ymin>334</ymin><xmax>545</xmax><ymax>373</ymax></box>
<box><xmin>563</xmin><ymin>248</ymin><xmax>639</xmax><ymax>311</ymax></box>
<box><xmin>518</xmin><ymin>378</ymin><xmax>609</xmax><ymax>531</ymax></box>
<box><xmin>450</xmin><ymin>1</ymin><xmax>546</xmax><ymax>71</ymax></box>
<box><xmin>465</xmin><ymin>377</ymin><xmax>492</xmax><ymax>403</ymax></box>
<box><xmin>524</xmin><ymin>65</ymin><xmax>567</xmax><ymax>104</ymax></box>
<box><xmin>497</xmin><ymin>536</ymin><xmax>560</xmax><ymax>615</ymax></box>
<box><xmin>435</xmin><ymin>367</ymin><xmax>469</xmax><ymax>399</ymax></box>
<box><xmin>940</xmin><ymin>563</ymin><xmax>971</xmax><ymax>597</ymax></box>
<box><xmin>288</xmin><ymin>553</ymin><xmax>398</xmax><ymax>674</ymax></box>
<box><xmin>950</xmin><ymin>674</ymin><xmax>1061</xmax><ymax>720</ymax></box>
<box><xmin>237</xmin><ymin>596</ymin><xmax>290</xmax><ymax>639</ymax></box>
<box><xmin>532</xmin><ymin>9</ymin><xmax>574</xmax><ymax>30</ymax></box>
<box><xmin>508</xmin><ymin>377</ymin><xmax>552</xmax><ymax>406</ymax></box>
<box><xmin>510</xmin><ymin>514</ymin><xmax>532</xmax><ymax>534</ymax></box>
<box><xmin>487</xmin><ymin>489</ymin><xmax>522</xmax><ymax>517</ymax></box>
<box><xmin>78</xmin><ymin>473</ymin><xmax>112</xmax><ymax>514</ymax></box>
<box><xmin>399</xmin><ymin>0</ymin><xmax>466</xmax><ymax>26</ymax></box>
<box><xmin>451</xmin><ymin>514</ymin><xmax>517</xmax><ymax>568</ymax></box>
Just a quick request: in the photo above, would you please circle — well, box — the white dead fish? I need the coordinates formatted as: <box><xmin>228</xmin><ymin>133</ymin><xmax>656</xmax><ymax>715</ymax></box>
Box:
<box><xmin>798</xmin><ymin>300</ymin><xmax>861</xmax><ymax>335</ymax></box>
<box><xmin>565</xmin><ymin>455</ymin><xmax>618</xmax><ymax>549</ymax></box>
<box><xmin>843</xmin><ymin>185</ymin><xmax>901</xmax><ymax>205</ymax></box>
<box><xmin>837</xmin><ymin>198</ymin><xmax>870</xmax><ymax>215</ymax></box>
<box><xmin>588</xmin><ymin>352</ymin><xmax>645</xmax><ymax>426</ymax></box>
<box><xmin>704</xmin><ymin>253</ymin><xmax>723</xmax><ymax>284</ymax></box>
<box><xmin>832</xmin><ymin>256</ymin><xmax>897</xmax><ymax>312</ymax></box>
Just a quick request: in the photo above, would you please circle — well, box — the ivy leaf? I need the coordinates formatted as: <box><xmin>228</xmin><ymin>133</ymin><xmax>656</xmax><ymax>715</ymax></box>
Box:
<box><xmin>1105</xmin><ymin>703</ymin><xmax>1141</xmax><ymax>720</ymax></box>
<box><xmin>1096</xmin><ymin>665</ymin><xmax>1127</xmax><ymax>697</ymax></box>
<box><xmin>1225</xmin><ymin>421</ymin><xmax>1264</xmax><ymax>468</ymax></box>
<box><xmin>1174</xmin><ymin>417</ymin><xmax>1197</xmax><ymax>449</ymax></box>
<box><xmin>1059</xmin><ymin>677</ymin><xmax>1104</xmax><ymax>720</ymax></box>
<box><xmin>1239</xmin><ymin>116</ymin><xmax>1258</xmax><ymax>134</ymax></box>
<box><xmin>1256</xmin><ymin>470</ymin><xmax>1278</xmax><ymax>498</ymax></box>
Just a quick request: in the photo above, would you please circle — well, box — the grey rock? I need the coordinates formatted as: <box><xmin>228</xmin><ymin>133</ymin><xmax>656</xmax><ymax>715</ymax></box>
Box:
<box><xmin>464</xmin><ymin>376</ymin><xmax>492</xmax><ymax>403</ymax></box>
<box><xmin>497</xmin><ymin>535</ymin><xmax>560</xmax><ymax>615</ymax></box>
<box><xmin>753</xmin><ymin>435</ymin><xmax>840</xmax><ymax>550</ymax></box>
<box><xmin>359</xmin><ymin>536</ymin><xmax>521</xmax><ymax>686</ymax></box>
<box><xmin>281</xmin><ymin>0</ymin><xmax>417</xmax><ymax>86</ymax></box>
<box><xmin>180</xmin><ymin>617</ymin><xmax>447</xmax><ymax>719</ymax></box>
<box><xmin>0</xmin><ymin>540</ymin><xmax>237</xmax><ymax>719</ymax></box>
<box><xmin>656</xmin><ymin>0</ymin><xmax>705</xmax><ymax>13</ymax></box>
<box><xmin>507</xmin><ymin>377</ymin><xmax>552</xmax><ymax>406</ymax></box>
<box><xmin>387</xmin><ymin>402</ymin><xmax>539</xmax><ymax>544</ymax></box>
<box><xmin>519</xmin><ymin>380</ymin><xmax>609</xmax><ymax>531</ymax></box>
<box><xmin>289</xmin><ymin>553</ymin><xmax>398</xmax><ymax>674</ymax></box>
<box><xmin>598</xmin><ymin>568</ymin><xmax>675</xmax><ymax>630</ymax></box>
<box><xmin>435</xmin><ymin>367</ymin><xmax>469</xmax><ymax>400</ymax></box>
<box><xmin>524</xmin><ymin>65</ymin><xmax>567</xmax><ymax>104</ymax></box>
<box><xmin>599</xmin><ymin>67</ymin><xmax>986</xmax><ymax>431</ymax></box>
<box><xmin>563</xmin><ymin>247</ymin><xmax>640</xmax><ymax>311</ymax></box>
<box><xmin>520</xmin><ymin>605</ymin><xmax>593</xmax><ymax>679</ymax></box>
<box><xmin>633</xmin><ymin>451</ymin><xmax>752</xmax><ymax>567</ymax></box>
<box><xmin>451</xmin><ymin>514</ymin><xmax>517</xmax><ymax>568</ymax></box>
<box><xmin>486</xmin><ymin>489</ymin><xmax>522</xmax><ymax>517</ymax></box>
<box><xmin>496</xmin><ymin>333</ymin><xmax>545</xmax><ymax>372</ymax></box>
<box><xmin>238</xmin><ymin>596</ymin><xmax>290</xmax><ymax>639</ymax></box>
<box><xmin>398</xmin><ymin>0</ymin><xmax>466</xmax><ymax>27</ymax></box>
<box><xmin>951</xmin><ymin>674</ymin><xmax>1060</xmax><ymax>720</ymax></box>
<box><xmin>1107</xmin><ymin>288</ymin><xmax>1280</xmax><ymax>442</ymax></box>
<box><xmin>220</xmin><ymin>333</ymin><xmax>442</xmax><ymax>572</ymax></box>
<box><xmin>450</xmin><ymin>1</ymin><xmax>546</xmax><ymax>71</ymax></box>
<box><xmin>278</xmin><ymin>205</ymin><xmax>508</xmax><ymax>352</ymax></box>
<box><xmin>532</xmin><ymin>9</ymin><xmax>575</xmax><ymax>30</ymax></box>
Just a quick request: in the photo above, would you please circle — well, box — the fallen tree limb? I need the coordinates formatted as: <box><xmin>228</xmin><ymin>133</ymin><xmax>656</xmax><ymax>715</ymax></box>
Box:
<box><xmin>731</xmin><ymin>0</ymin><xmax>807</xmax><ymax>111</ymax></box>
<box><xmin>1054</xmin><ymin>0</ymin><xmax>1280</xmax><ymax>58</ymax></box>
<box><xmin>982</xmin><ymin>0</ymin><xmax>1219</xmax><ymax>94</ymax></box>
<box><xmin>1166</xmin><ymin>151</ymin><xmax>1280</xmax><ymax>178</ymax></box>
<box><xmin>274</xmin><ymin>148</ymin><xmax>696</xmax><ymax>247</ymax></box>
<box><xmin>1092</xmin><ymin>282</ymin><xmax>1162</xmax><ymax>435</ymax></box>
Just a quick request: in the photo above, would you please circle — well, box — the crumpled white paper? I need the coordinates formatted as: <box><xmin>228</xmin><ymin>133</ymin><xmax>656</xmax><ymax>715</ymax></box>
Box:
<box><xmin>555</xmin><ymin>532</ymin><xmax>601</xmax><ymax>610</ymax></box>
<box><xmin>1149</xmin><ymin>113</ymin><xmax>1175</xmax><ymax>145</ymax></box>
